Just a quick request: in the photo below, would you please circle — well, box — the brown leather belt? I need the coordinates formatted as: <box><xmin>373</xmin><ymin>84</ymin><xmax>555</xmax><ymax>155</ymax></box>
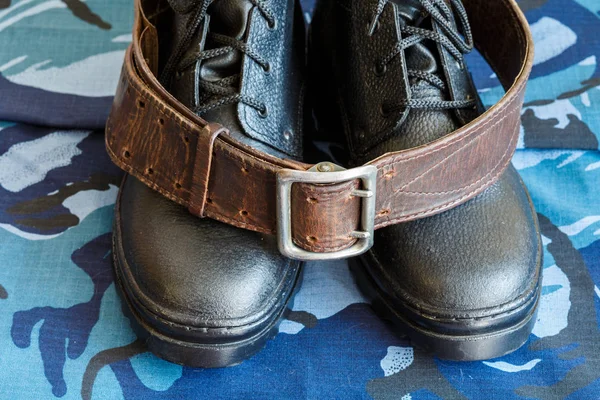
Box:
<box><xmin>105</xmin><ymin>0</ymin><xmax>534</xmax><ymax>260</ymax></box>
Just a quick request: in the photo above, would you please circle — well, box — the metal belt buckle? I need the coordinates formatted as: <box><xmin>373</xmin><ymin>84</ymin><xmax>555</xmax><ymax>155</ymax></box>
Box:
<box><xmin>276</xmin><ymin>162</ymin><xmax>378</xmax><ymax>261</ymax></box>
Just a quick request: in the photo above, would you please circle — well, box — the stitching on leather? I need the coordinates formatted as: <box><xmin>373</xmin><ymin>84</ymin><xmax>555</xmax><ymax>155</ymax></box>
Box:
<box><xmin>376</xmin><ymin>139</ymin><xmax>516</xmax><ymax>228</ymax></box>
<box><xmin>296</xmin><ymin>82</ymin><xmax>305</xmax><ymax>138</ymax></box>
<box><xmin>400</xmin><ymin>118</ymin><xmax>519</xmax><ymax>196</ymax></box>
<box><xmin>373</xmin><ymin>94</ymin><xmax>522</xmax><ymax>222</ymax></box>
<box><xmin>124</xmin><ymin>57</ymin><xmax>197</xmax><ymax>134</ymax></box>
<box><xmin>111</xmin><ymin>0</ymin><xmax>532</xmax><ymax>241</ymax></box>
<box><xmin>394</xmin><ymin>109</ymin><xmax>520</xmax><ymax>196</ymax></box>
<box><xmin>106</xmin><ymin>141</ymin><xmax>189</xmax><ymax>206</ymax></box>
<box><xmin>107</xmin><ymin>137</ymin><xmax>190</xmax><ymax>203</ymax></box>
<box><xmin>378</xmin><ymin>79</ymin><xmax>524</xmax><ymax>169</ymax></box>
<box><xmin>146</xmin><ymin>4</ymin><xmax>171</xmax><ymax>20</ymax></box>
<box><xmin>392</xmin><ymin>106</ymin><xmax>518</xmax><ymax>191</ymax></box>
<box><xmin>116</xmin><ymin>62</ymin><xmax>281</xmax><ymax>233</ymax></box>
<box><xmin>115</xmin><ymin>59</ymin><xmax>198</xmax><ymax>194</ymax></box>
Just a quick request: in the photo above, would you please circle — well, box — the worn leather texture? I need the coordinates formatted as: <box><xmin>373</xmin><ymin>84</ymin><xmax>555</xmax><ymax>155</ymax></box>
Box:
<box><xmin>309</xmin><ymin>0</ymin><xmax>541</xmax><ymax>333</ymax></box>
<box><xmin>163</xmin><ymin>0</ymin><xmax>305</xmax><ymax>158</ymax></box>
<box><xmin>105</xmin><ymin>0</ymin><xmax>534</xmax><ymax>255</ymax></box>
<box><xmin>113</xmin><ymin>0</ymin><xmax>303</xmax><ymax>346</ymax></box>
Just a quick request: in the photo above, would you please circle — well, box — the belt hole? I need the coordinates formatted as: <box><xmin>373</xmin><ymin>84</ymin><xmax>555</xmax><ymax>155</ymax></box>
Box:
<box><xmin>206</xmin><ymin>198</ymin><xmax>213</xmax><ymax>204</ymax></box>
<box><xmin>146</xmin><ymin>168</ymin><xmax>154</xmax><ymax>175</ymax></box>
<box><xmin>158</xmin><ymin>118</ymin><xmax>164</xmax><ymax>126</ymax></box>
<box><xmin>307</xmin><ymin>235</ymin><xmax>318</xmax><ymax>243</ymax></box>
<box><xmin>378</xmin><ymin>209</ymin><xmax>390</xmax><ymax>217</ymax></box>
<box><xmin>384</xmin><ymin>171</ymin><xmax>394</xmax><ymax>179</ymax></box>
<box><xmin>175</xmin><ymin>182</ymin><xmax>182</xmax><ymax>189</ymax></box>
<box><xmin>240</xmin><ymin>210</ymin><xmax>249</xmax><ymax>217</ymax></box>
<box><xmin>184</xmin><ymin>136</ymin><xmax>190</xmax><ymax>143</ymax></box>
<box><xmin>307</xmin><ymin>197</ymin><xmax>318</xmax><ymax>204</ymax></box>
<box><xmin>123</xmin><ymin>150</ymin><xmax>131</xmax><ymax>158</ymax></box>
<box><xmin>241</xmin><ymin>167</ymin><xmax>249</xmax><ymax>174</ymax></box>
<box><xmin>138</xmin><ymin>100</ymin><xmax>145</xmax><ymax>108</ymax></box>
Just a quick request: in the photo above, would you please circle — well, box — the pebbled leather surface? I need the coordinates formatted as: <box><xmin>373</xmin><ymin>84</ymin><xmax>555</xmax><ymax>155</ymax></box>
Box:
<box><xmin>238</xmin><ymin>0</ymin><xmax>305</xmax><ymax>157</ymax></box>
<box><xmin>114</xmin><ymin>0</ymin><xmax>303</xmax><ymax>342</ymax></box>
<box><xmin>310</xmin><ymin>0</ymin><xmax>541</xmax><ymax>328</ymax></box>
<box><xmin>115</xmin><ymin>176</ymin><xmax>300</xmax><ymax>339</ymax></box>
<box><xmin>362</xmin><ymin>166</ymin><xmax>541</xmax><ymax>324</ymax></box>
<box><xmin>105</xmin><ymin>0</ymin><xmax>534</xmax><ymax>253</ymax></box>
<box><xmin>327</xmin><ymin>0</ymin><xmax>412</xmax><ymax>155</ymax></box>
<box><xmin>166</xmin><ymin>0</ymin><xmax>305</xmax><ymax>158</ymax></box>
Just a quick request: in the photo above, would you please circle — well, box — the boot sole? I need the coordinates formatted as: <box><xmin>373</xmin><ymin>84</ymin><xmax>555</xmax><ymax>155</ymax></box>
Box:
<box><xmin>349</xmin><ymin>257</ymin><xmax>540</xmax><ymax>361</ymax></box>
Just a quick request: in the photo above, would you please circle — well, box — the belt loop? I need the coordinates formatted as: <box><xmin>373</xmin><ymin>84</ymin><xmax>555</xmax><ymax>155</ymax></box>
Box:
<box><xmin>188</xmin><ymin>122</ymin><xmax>226</xmax><ymax>217</ymax></box>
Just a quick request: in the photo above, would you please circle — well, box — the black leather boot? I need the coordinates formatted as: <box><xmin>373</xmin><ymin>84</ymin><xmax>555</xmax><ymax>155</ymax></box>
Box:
<box><xmin>113</xmin><ymin>0</ymin><xmax>306</xmax><ymax>367</ymax></box>
<box><xmin>310</xmin><ymin>0</ymin><xmax>542</xmax><ymax>360</ymax></box>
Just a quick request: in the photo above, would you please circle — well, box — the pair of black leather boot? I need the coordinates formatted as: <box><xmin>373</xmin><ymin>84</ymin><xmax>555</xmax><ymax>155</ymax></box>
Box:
<box><xmin>112</xmin><ymin>0</ymin><xmax>541</xmax><ymax>367</ymax></box>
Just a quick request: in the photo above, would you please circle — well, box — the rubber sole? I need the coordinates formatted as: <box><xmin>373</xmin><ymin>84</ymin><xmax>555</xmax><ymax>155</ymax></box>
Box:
<box><xmin>349</xmin><ymin>257</ymin><xmax>540</xmax><ymax>361</ymax></box>
<box><xmin>112</xmin><ymin>237</ymin><xmax>304</xmax><ymax>368</ymax></box>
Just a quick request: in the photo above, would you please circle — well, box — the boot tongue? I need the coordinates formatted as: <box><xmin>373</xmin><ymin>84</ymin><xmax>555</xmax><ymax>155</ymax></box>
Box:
<box><xmin>391</xmin><ymin>0</ymin><xmax>439</xmax><ymax>76</ymax></box>
<box><xmin>167</xmin><ymin>0</ymin><xmax>288</xmax><ymax>157</ymax></box>
<box><xmin>201</xmin><ymin>0</ymin><xmax>252</xmax><ymax>82</ymax></box>
<box><xmin>392</xmin><ymin>0</ymin><xmax>423</xmax><ymax>21</ymax></box>
<box><xmin>357</xmin><ymin>0</ymin><xmax>462</xmax><ymax>164</ymax></box>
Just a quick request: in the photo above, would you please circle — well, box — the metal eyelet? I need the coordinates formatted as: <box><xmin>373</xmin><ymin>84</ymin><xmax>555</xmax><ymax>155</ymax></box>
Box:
<box><xmin>374</xmin><ymin>63</ymin><xmax>387</xmax><ymax>76</ymax></box>
<box><xmin>267</xmin><ymin>19</ymin><xmax>277</xmax><ymax>31</ymax></box>
<box><xmin>263</xmin><ymin>62</ymin><xmax>271</xmax><ymax>74</ymax></box>
<box><xmin>258</xmin><ymin>105</ymin><xmax>269</xmax><ymax>118</ymax></box>
<box><xmin>175</xmin><ymin>71</ymin><xmax>183</xmax><ymax>80</ymax></box>
<box><xmin>367</xmin><ymin>20</ymin><xmax>380</xmax><ymax>35</ymax></box>
<box><xmin>380</xmin><ymin>104</ymin><xmax>390</xmax><ymax>118</ymax></box>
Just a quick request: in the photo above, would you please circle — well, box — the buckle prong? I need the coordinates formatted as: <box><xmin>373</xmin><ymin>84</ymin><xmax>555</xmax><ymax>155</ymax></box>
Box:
<box><xmin>350</xmin><ymin>231</ymin><xmax>371</xmax><ymax>239</ymax></box>
<box><xmin>276</xmin><ymin>162</ymin><xmax>378</xmax><ymax>261</ymax></box>
<box><xmin>351</xmin><ymin>189</ymin><xmax>373</xmax><ymax>198</ymax></box>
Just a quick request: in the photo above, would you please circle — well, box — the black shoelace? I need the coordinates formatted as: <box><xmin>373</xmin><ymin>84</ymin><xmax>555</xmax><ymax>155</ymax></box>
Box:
<box><xmin>160</xmin><ymin>0</ymin><xmax>274</xmax><ymax>116</ymax></box>
<box><xmin>369</xmin><ymin>0</ymin><xmax>476</xmax><ymax>113</ymax></box>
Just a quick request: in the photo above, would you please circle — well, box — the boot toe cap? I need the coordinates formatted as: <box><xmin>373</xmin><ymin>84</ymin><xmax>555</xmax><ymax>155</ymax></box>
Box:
<box><xmin>366</xmin><ymin>166</ymin><xmax>542</xmax><ymax>327</ymax></box>
<box><xmin>114</xmin><ymin>176</ymin><xmax>300</xmax><ymax>338</ymax></box>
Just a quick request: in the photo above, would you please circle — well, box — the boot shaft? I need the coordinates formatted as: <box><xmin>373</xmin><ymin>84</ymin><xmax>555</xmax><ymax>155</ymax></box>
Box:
<box><xmin>310</xmin><ymin>0</ymin><xmax>482</xmax><ymax>164</ymax></box>
<box><xmin>157</xmin><ymin>0</ymin><xmax>306</xmax><ymax>158</ymax></box>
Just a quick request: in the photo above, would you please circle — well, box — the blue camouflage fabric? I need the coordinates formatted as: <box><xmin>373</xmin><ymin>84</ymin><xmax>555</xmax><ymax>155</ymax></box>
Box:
<box><xmin>0</xmin><ymin>0</ymin><xmax>599</xmax><ymax>398</ymax></box>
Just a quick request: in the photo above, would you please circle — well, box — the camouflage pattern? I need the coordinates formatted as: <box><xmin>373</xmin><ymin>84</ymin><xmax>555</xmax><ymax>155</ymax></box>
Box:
<box><xmin>0</xmin><ymin>0</ymin><xmax>599</xmax><ymax>398</ymax></box>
